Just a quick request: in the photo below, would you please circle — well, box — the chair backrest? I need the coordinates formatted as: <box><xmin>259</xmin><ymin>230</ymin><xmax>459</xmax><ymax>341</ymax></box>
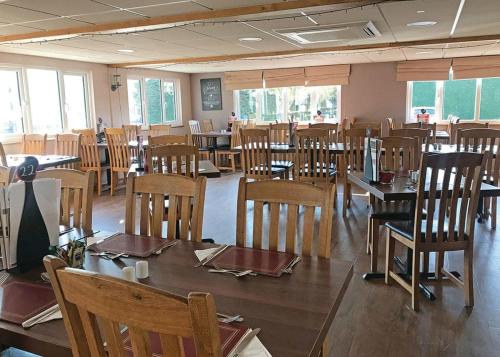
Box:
<box><xmin>420</xmin><ymin>122</ymin><xmax>437</xmax><ymax>144</ymax></box>
<box><xmin>73</xmin><ymin>129</ymin><xmax>100</xmax><ymax>170</ymax></box>
<box><xmin>402</xmin><ymin>122</ymin><xmax>422</xmax><ymax>129</ymax></box>
<box><xmin>389</xmin><ymin>128</ymin><xmax>430</xmax><ymax>153</ymax></box>
<box><xmin>269</xmin><ymin>123</ymin><xmax>289</xmax><ymax>145</ymax></box>
<box><xmin>0</xmin><ymin>166</ymin><xmax>14</xmax><ymax>186</ymax></box>
<box><xmin>56</xmin><ymin>134</ymin><xmax>81</xmax><ymax>169</ymax></box>
<box><xmin>230</xmin><ymin>121</ymin><xmax>245</xmax><ymax>149</ymax></box>
<box><xmin>0</xmin><ymin>142</ymin><xmax>6</xmax><ymax>167</ymax></box>
<box><xmin>105</xmin><ymin>128</ymin><xmax>131</xmax><ymax>170</ymax></box>
<box><xmin>188</xmin><ymin>120</ymin><xmax>204</xmax><ymax>148</ymax></box>
<box><xmin>350</xmin><ymin>121</ymin><xmax>381</xmax><ymax>133</ymax></box>
<box><xmin>413</xmin><ymin>152</ymin><xmax>486</xmax><ymax>246</ymax></box>
<box><xmin>148</xmin><ymin>135</ymin><xmax>189</xmax><ymax>146</ymax></box>
<box><xmin>381</xmin><ymin>136</ymin><xmax>419</xmax><ymax>171</ymax></box>
<box><xmin>456</xmin><ymin>128</ymin><xmax>500</xmax><ymax>186</ymax></box>
<box><xmin>246</xmin><ymin>119</ymin><xmax>256</xmax><ymax>128</ymax></box>
<box><xmin>147</xmin><ymin>144</ymin><xmax>199</xmax><ymax>178</ymax></box>
<box><xmin>240</xmin><ymin>128</ymin><xmax>273</xmax><ymax>180</ymax></box>
<box><xmin>125</xmin><ymin>173</ymin><xmax>206</xmax><ymax>241</ymax></box>
<box><xmin>123</xmin><ymin>124</ymin><xmax>140</xmax><ymax>142</ymax></box>
<box><xmin>294</xmin><ymin>128</ymin><xmax>332</xmax><ymax>184</ymax></box>
<box><xmin>149</xmin><ymin>124</ymin><xmax>171</xmax><ymax>137</ymax></box>
<box><xmin>21</xmin><ymin>134</ymin><xmax>47</xmax><ymax>155</ymax></box>
<box><xmin>450</xmin><ymin>122</ymin><xmax>489</xmax><ymax>144</ymax></box>
<box><xmin>201</xmin><ymin>119</ymin><xmax>214</xmax><ymax>133</ymax></box>
<box><xmin>36</xmin><ymin>169</ymin><xmax>95</xmax><ymax>231</ymax></box>
<box><xmin>308</xmin><ymin>123</ymin><xmax>338</xmax><ymax>143</ymax></box>
<box><xmin>342</xmin><ymin>127</ymin><xmax>379</xmax><ymax>173</ymax></box>
<box><xmin>43</xmin><ymin>256</ymin><xmax>220</xmax><ymax>357</ymax></box>
<box><xmin>236</xmin><ymin>178</ymin><xmax>335</xmax><ymax>258</ymax></box>
<box><xmin>385</xmin><ymin>118</ymin><xmax>395</xmax><ymax>131</ymax></box>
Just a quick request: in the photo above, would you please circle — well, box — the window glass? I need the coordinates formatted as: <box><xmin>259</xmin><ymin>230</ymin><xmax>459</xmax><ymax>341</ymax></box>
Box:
<box><xmin>238</xmin><ymin>89</ymin><xmax>258</xmax><ymax>120</ymax></box>
<box><xmin>288</xmin><ymin>87</ymin><xmax>312</xmax><ymax>121</ymax></box>
<box><xmin>443</xmin><ymin>79</ymin><xmax>476</xmax><ymax>120</ymax></box>
<box><xmin>316</xmin><ymin>85</ymin><xmax>339</xmax><ymax>120</ymax></box>
<box><xmin>63</xmin><ymin>74</ymin><xmax>87</xmax><ymax>129</ymax></box>
<box><xmin>262</xmin><ymin>88</ymin><xmax>285</xmax><ymax>121</ymax></box>
<box><xmin>26</xmin><ymin>69</ymin><xmax>62</xmax><ymax>134</ymax></box>
<box><xmin>480</xmin><ymin>77</ymin><xmax>500</xmax><ymax>120</ymax></box>
<box><xmin>0</xmin><ymin>70</ymin><xmax>23</xmax><ymax>135</ymax></box>
<box><xmin>411</xmin><ymin>81</ymin><xmax>437</xmax><ymax>121</ymax></box>
<box><xmin>127</xmin><ymin>79</ymin><xmax>143</xmax><ymax>125</ymax></box>
<box><xmin>145</xmin><ymin>78</ymin><xmax>162</xmax><ymax>125</ymax></box>
<box><xmin>162</xmin><ymin>81</ymin><xmax>176</xmax><ymax>122</ymax></box>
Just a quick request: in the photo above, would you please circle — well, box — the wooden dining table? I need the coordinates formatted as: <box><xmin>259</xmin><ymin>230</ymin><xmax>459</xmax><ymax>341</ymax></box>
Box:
<box><xmin>0</xmin><ymin>234</ymin><xmax>353</xmax><ymax>357</ymax></box>
<box><xmin>6</xmin><ymin>155</ymin><xmax>80</xmax><ymax>170</ymax></box>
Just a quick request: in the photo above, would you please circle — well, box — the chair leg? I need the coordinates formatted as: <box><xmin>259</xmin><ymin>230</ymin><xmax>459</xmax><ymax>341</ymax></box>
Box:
<box><xmin>411</xmin><ymin>249</ymin><xmax>420</xmax><ymax>312</ymax></box>
<box><xmin>492</xmin><ymin>197</ymin><xmax>497</xmax><ymax>229</ymax></box>
<box><xmin>464</xmin><ymin>246</ymin><xmax>474</xmax><ymax>307</ymax></box>
<box><xmin>422</xmin><ymin>252</ymin><xmax>429</xmax><ymax>275</ymax></box>
<box><xmin>231</xmin><ymin>154</ymin><xmax>236</xmax><ymax>173</ymax></box>
<box><xmin>385</xmin><ymin>231</ymin><xmax>395</xmax><ymax>285</ymax></box>
<box><xmin>370</xmin><ymin>219</ymin><xmax>380</xmax><ymax>272</ymax></box>
<box><xmin>342</xmin><ymin>183</ymin><xmax>348</xmax><ymax>218</ymax></box>
<box><xmin>214</xmin><ymin>152</ymin><xmax>219</xmax><ymax>168</ymax></box>
<box><xmin>110</xmin><ymin>171</ymin><xmax>117</xmax><ymax>196</ymax></box>
<box><xmin>367</xmin><ymin>218</ymin><xmax>372</xmax><ymax>255</ymax></box>
<box><xmin>435</xmin><ymin>251</ymin><xmax>444</xmax><ymax>280</ymax></box>
<box><xmin>97</xmin><ymin>170</ymin><xmax>102</xmax><ymax>196</ymax></box>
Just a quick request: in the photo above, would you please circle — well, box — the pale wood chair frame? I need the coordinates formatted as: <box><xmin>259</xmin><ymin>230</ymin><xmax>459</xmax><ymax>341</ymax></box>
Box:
<box><xmin>0</xmin><ymin>143</ymin><xmax>7</xmax><ymax>167</ymax></box>
<box><xmin>236</xmin><ymin>177</ymin><xmax>335</xmax><ymax>258</ymax></box>
<box><xmin>450</xmin><ymin>122</ymin><xmax>489</xmax><ymax>144</ymax></box>
<box><xmin>308</xmin><ymin>123</ymin><xmax>339</xmax><ymax>143</ymax></box>
<box><xmin>105</xmin><ymin>128</ymin><xmax>131</xmax><ymax>196</ymax></box>
<box><xmin>389</xmin><ymin>127</ymin><xmax>430</xmax><ymax>153</ymax></box>
<box><xmin>148</xmin><ymin>135</ymin><xmax>189</xmax><ymax>146</ymax></box>
<box><xmin>73</xmin><ymin>129</ymin><xmax>107</xmax><ymax>196</ymax></box>
<box><xmin>56</xmin><ymin>133</ymin><xmax>81</xmax><ymax>170</ymax></box>
<box><xmin>21</xmin><ymin>133</ymin><xmax>47</xmax><ymax>155</ymax></box>
<box><xmin>36</xmin><ymin>169</ymin><xmax>95</xmax><ymax>231</ymax></box>
<box><xmin>123</xmin><ymin>124</ymin><xmax>141</xmax><ymax>159</ymax></box>
<box><xmin>0</xmin><ymin>166</ymin><xmax>14</xmax><ymax>186</ymax></box>
<box><xmin>125</xmin><ymin>173</ymin><xmax>206</xmax><ymax>241</ymax></box>
<box><xmin>149</xmin><ymin>124</ymin><xmax>171</xmax><ymax>137</ymax></box>
<box><xmin>385</xmin><ymin>152</ymin><xmax>487</xmax><ymax>311</ymax></box>
<box><xmin>214</xmin><ymin>120</ymin><xmax>243</xmax><ymax>172</ymax></box>
<box><xmin>43</xmin><ymin>256</ymin><xmax>221</xmax><ymax>357</ymax></box>
<box><xmin>188</xmin><ymin>120</ymin><xmax>211</xmax><ymax>161</ymax></box>
<box><xmin>147</xmin><ymin>144</ymin><xmax>199</xmax><ymax>178</ymax></box>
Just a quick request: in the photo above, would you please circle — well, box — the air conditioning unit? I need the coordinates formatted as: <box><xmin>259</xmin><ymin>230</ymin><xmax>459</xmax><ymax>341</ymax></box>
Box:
<box><xmin>274</xmin><ymin>21</ymin><xmax>381</xmax><ymax>44</ymax></box>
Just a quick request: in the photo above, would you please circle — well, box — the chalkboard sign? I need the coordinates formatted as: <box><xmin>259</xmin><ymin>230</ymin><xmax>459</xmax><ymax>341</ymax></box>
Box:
<box><xmin>200</xmin><ymin>78</ymin><xmax>222</xmax><ymax>111</ymax></box>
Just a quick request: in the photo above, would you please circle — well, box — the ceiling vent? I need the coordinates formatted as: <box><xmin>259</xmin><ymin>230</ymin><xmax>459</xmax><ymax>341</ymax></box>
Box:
<box><xmin>274</xmin><ymin>21</ymin><xmax>381</xmax><ymax>44</ymax></box>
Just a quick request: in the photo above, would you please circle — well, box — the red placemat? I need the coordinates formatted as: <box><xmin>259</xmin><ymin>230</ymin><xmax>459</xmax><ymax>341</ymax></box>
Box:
<box><xmin>0</xmin><ymin>280</ymin><xmax>56</xmax><ymax>325</ymax></box>
<box><xmin>91</xmin><ymin>234</ymin><xmax>177</xmax><ymax>258</ymax></box>
<box><xmin>122</xmin><ymin>322</ymin><xmax>248</xmax><ymax>357</ymax></box>
<box><xmin>210</xmin><ymin>246</ymin><xmax>298</xmax><ymax>277</ymax></box>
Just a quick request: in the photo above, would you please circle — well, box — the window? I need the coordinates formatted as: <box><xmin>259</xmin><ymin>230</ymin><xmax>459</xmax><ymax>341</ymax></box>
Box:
<box><xmin>234</xmin><ymin>85</ymin><xmax>340</xmax><ymax>122</ymax></box>
<box><xmin>408</xmin><ymin>77</ymin><xmax>500</xmax><ymax>122</ymax></box>
<box><xmin>126</xmin><ymin>77</ymin><xmax>180</xmax><ymax>126</ymax></box>
<box><xmin>0</xmin><ymin>67</ymin><xmax>91</xmax><ymax>137</ymax></box>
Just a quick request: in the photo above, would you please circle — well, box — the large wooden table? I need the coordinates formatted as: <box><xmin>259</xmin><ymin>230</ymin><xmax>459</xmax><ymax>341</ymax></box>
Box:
<box><xmin>0</xmin><ymin>238</ymin><xmax>353</xmax><ymax>357</ymax></box>
<box><xmin>6</xmin><ymin>155</ymin><xmax>80</xmax><ymax>170</ymax></box>
<box><xmin>128</xmin><ymin>160</ymin><xmax>221</xmax><ymax>178</ymax></box>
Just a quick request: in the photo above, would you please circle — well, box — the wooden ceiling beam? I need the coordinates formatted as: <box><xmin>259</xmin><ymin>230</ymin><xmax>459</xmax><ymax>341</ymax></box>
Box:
<box><xmin>109</xmin><ymin>34</ymin><xmax>500</xmax><ymax>67</ymax></box>
<box><xmin>0</xmin><ymin>0</ymin><xmax>390</xmax><ymax>43</ymax></box>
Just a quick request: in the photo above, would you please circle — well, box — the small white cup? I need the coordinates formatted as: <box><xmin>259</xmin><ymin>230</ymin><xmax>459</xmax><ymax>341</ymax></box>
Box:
<box><xmin>136</xmin><ymin>261</ymin><xmax>149</xmax><ymax>279</ymax></box>
<box><xmin>122</xmin><ymin>266</ymin><xmax>135</xmax><ymax>281</ymax></box>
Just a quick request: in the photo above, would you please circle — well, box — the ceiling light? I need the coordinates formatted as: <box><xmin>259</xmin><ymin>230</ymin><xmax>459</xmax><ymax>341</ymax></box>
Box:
<box><xmin>416</xmin><ymin>51</ymin><xmax>433</xmax><ymax>54</ymax></box>
<box><xmin>450</xmin><ymin>0</ymin><xmax>466</xmax><ymax>36</ymax></box>
<box><xmin>238</xmin><ymin>37</ymin><xmax>263</xmax><ymax>42</ymax></box>
<box><xmin>407</xmin><ymin>21</ymin><xmax>437</xmax><ymax>27</ymax></box>
<box><xmin>417</xmin><ymin>10</ymin><xmax>425</xmax><ymax>13</ymax></box>
<box><xmin>300</xmin><ymin>11</ymin><xmax>319</xmax><ymax>25</ymax></box>
<box><xmin>118</xmin><ymin>49</ymin><xmax>134</xmax><ymax>53</ymax></box>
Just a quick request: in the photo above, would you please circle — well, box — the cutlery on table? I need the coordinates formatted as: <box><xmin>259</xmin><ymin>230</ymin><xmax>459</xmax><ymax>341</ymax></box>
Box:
<box><xmin>155</xmin><ymin>240</ymin><xmax>178</xmax><ymax>255</ymax></box>
<box><xmin>90</xmin><ymin>252</ymin><xmax>128</xmax><ymax>260</ymax></box>
<box><xmin>283</xmin><ymin>256</ymin><xmax>301</xmax><ymax>274</ymax></box>
<box><xmin>208</xmin><ymin>268</ymin><xmax>256</xmax><ymax>277</ymax></box>
<box><xmin>217</xmin><ymin>313</ymin><xmax>244</xmax><ymax>323</ymax></box>
<box><xmin>230</xmin><ymin>328</ymin><xmax>261</xmax><ymax>357</ymax></box>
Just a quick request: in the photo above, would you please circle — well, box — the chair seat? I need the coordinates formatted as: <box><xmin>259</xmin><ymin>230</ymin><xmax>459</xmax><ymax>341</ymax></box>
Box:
<box><xmin>370</xmin><ymin>201</ymin><xmax>412</xmax><ymax>220</ymax></box>
<box><xmin>271</xmin><ymin>160</ymin><xmax>294</xmax><ymax>169</ymax></box>
<box><xmin>385</xmin><ymin>220</ymin><xmax>468</xmax><ymax>242</ymax></box>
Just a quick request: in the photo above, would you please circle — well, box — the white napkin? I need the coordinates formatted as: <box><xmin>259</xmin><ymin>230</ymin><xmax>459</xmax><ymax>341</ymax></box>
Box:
<box><xmin>22</xmin><ymin>305</ymin><xmax>62</xmax><ymax>328</ymax></box>
<box><xmin>238</xmin><ymin>329</ymin><xmax>272</xmax><ymax>357</ymax></box>
<box><xmin>194</xmin><ymin>247</ymin><xmax>220</xmax><ymax>262</ymax></box>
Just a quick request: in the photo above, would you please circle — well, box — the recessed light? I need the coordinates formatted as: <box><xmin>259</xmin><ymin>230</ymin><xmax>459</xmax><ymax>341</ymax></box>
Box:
<box><xmin>118</xmin><ymin>49</ymin><xmax>134</xmax><ymax>53</ymax></box>
<box><xmin>238</xmin><ymin>37</ymin><xmax>263</xmax><ymax>42</ymax></box>
<box><xmin>407</xmin><ymin>21</ymin><xmax>437</xmax><ymax>27</ymax></box>
<box><xmin>417</xmin><ymin>10</ymin><xmax>425</xmax><ymax>13</ymax></box>
<box><xmin>416</xmin><ymin>51</ymin><xmax>433</xmax><ymax>54</ymax></box>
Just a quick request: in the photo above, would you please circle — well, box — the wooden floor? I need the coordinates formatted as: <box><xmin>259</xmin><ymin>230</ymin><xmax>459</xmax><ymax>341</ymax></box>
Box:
<box><xmin>4</xmin><ymin>172</ymin><xmax>500</xmax><ymax>357</ymax></box>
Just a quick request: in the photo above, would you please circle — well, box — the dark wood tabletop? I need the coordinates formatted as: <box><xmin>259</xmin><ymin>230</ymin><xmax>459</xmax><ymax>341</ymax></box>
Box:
<box><xmin>435</xmin><ymin>130</ymin><xmax>449</xmax><ymax>140</ymax></box>
<box><xmin>191</xmin><ymin>131</ymin><xmax>232</xmax><ymax>138</ymax></box>
<box><xmin>0</xmin><ymin>238</ymin><xmax>353</xmax><ymax>357</ymax></box>
<box><xmin>6</xmin><ymin>155</ymin><xmax>80</xmax><ymax>170</ymax></box>
<box><xmin>128</xmin><ymin>160</ymin><xmax>221</xmax><ymax>178</ymax></box>
<box><xmin>233</xmin><ymin>143</ymin><xmax>345</xmax><ymax>154</ymax></box>
<box><xmin>348</xmin><ymin>171</ymin><xmax>500</xmax><ymax>201</ymax></box>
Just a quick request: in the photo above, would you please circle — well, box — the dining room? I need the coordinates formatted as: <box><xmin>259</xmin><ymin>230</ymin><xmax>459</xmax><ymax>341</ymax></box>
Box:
<box><xmin>1</xmin><ymin>0</ymin><xmax>500</xmax><ymax>356</ymax></box>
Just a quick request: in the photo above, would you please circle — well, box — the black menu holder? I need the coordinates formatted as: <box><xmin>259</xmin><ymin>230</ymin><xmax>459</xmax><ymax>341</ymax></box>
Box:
<box><xmin>362</xmin><ymin>129</ymin><xmax>381</xmax><ymax>184</ymax></box>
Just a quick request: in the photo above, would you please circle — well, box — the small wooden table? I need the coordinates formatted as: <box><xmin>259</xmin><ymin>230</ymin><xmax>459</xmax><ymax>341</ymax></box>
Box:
<box><xmin>6</xmin><ymin>155</ymin><xmax>80</xmax><ymax>170</ymax></box>
<box><xmin>192</xmin><ymin>131</ymin><xmax>232</xmax><ymax>149</ymax></box>
<box><xmin>128</xmin><ymin>160</ymin><xmax>221</xmax><ymax>178</ymax></box>
<box><xmin>0</xmin><ymin>238</ymin><xmax>353</xmax><ymax>357</ymax></box>
<box><xmin>435</xmin><ymin>130</ymin><xmax>450</xmax><ymax>142</ymax></box>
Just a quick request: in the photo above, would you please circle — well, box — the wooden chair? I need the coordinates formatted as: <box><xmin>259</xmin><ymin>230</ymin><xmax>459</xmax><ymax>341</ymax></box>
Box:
<box><xmin>73</xmin><ymin>129</ymin><xmax>107</xmax><ymax>196</ymax></box>
<box><xmin>385</xmin><ymin>152</ymin><xmax>487</xmax><ymax>311</ymax></box>
<box><xmin>308</xmin><ymin>123</ymin><xmax>338</xmax><ymax>143</ymax></box>
<box><xmin>105</xmin><ymin>128</ymin><xmax>131</xmax><ymax>196</ymax></box>
<box><xmin>148</xmin><ymin>135</ymin><xmax>189</xmax><ymax>146</ymax></box>
<box><xmin>367</xmin><ymin>136</ymin><xmax>419</xmax><ymax>272</ymax></box>
<box><xmin>36</xmin><ymin>169</ymin><xmax>95</xmax><ymax>231</ymax></box>
<box><xmin>450</xmin><ymin>122</ymin><xmax>489</xmax><ymax>144</ymax></box>
<box><xmin>457</xmin><ymin>128</ymin><xmax>500</xmax><ymax>229</ymax></box>
<box><xmin>147</xmin><ymin>144</ymin><xmax>199</xmax><ymax>179</ymax></box>
<box><xmin>236</xmin><ymin>177</ymin><xmax>335</xmax><ymax>258</ymax></box>
<box><xmin>55</xmin><ymin>134</ymin><xmax>81</xmax><ymax>169</ymax></box>
<box><xmin>269</xmin><ymin>123</ymin><xmax>293</xmax><ymax>178</ymax></box>
<box><xmin>188</xmin><ymin>120</ymin><xmax>211</xmax><ymax>161</ymax></box>
<box><xmin>123</xmin><ymin>124</ymin><xmax>141</xmax><ymax>159</ymax></box>
<box><xmin>0</xmin><ymin>166</ymin><xmax>14</xmax><ymax>186</ymax></box>
<box><xmin>350</xmin><ymin>121</ymin><xmax>381</xmax><ymax>132</ymax></box>
<box><xmin>389</xmin><ymin>128</ymin><xmax>430</xmax><ymax>153</ymax></box>
<box><xmin>240</xmin><ymin>128</ymin><xmax>286</xmax><ymax>181</ymax></box>
<box><xmin>214</xmin><ymin>120</ymin><xmax>243</xmax><ymax>172</ymax></box>
<box><xmin>201</xmin><ymin>119</ymin><xmax>214</xmax><ymax>133</ymax></box>
<box><xmin>149</xmin><ymin>124</ymin><xmax>171</xmax><ymax>137</ymax></box>
<box><xmin>126</xmin><ymin>173</ymin><xmax>206</xmax><ymax>241</ymax></box>
<box><xmin>385</xmin><ymin>118</ymin><xmax>395</xmax><ymax>131</ymax></box>
<box><xmin>246</xmin><ymin>119</ymin><xmax>256</xmax><ymax>128</ymax></box>
<box><xmin>43</xmin><ymin>256</ymin><xmax>221</xmax><ymax>357</ymax></box>
<box><xmin>402</xmin><ymin>122</ymin><xmax>422</xmax><ymax>129</ymax></box>
<box><xmin>342</xmin><ymin>127</ymin><xmax>380</xmax><ymax>217</ymax></box>
<box><xmin>0</xmin><ymin>142</ymin><xmax>6</xmax><ymax>167</ymax></box>
<box><xmin>21</xmin><ymin>134</ymin><xmax>47</xmax><ymax>155</ymax></box>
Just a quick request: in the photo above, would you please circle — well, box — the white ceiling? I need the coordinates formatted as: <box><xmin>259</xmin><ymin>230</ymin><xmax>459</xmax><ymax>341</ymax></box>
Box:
<box><xmin>0</xmin><ymin>0</ymin><xmax>498</xmax><ymax>72</ymax></box>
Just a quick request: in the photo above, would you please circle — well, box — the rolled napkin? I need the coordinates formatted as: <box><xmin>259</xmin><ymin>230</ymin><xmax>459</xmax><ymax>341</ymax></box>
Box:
<box><xmin>237</xmin><ymin>329</ymin><xmax>272</xmax><ymax>357</ymax></box>
<box><xmin>22</xmin><ymin>304</ymin><xmax>62</xmax><ymax>328</ymax></box>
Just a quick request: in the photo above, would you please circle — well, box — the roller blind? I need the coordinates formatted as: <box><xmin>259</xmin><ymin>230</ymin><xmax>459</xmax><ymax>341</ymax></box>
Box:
<box><xmin>305</xmin><ymin>64</ymin><xmax>350</xmax><ymax>86</ymax></box>
<box><xmin>224</xmin><ymin>70</ymin><xmax>263</xmax><ymax>90</ymax></box>
<box><xmin>452</xmin><ymin>56</ymin><xmax>500</xmax><ymax>79</ymax></box>
<box><xmin>263</xmin><ymin>68</ymin><xmax>305</xmax><ymax>88</ymax></box>
<box><xmin>396</xmin><ymin>59</ymin><xmax>452</xmax><ymax>81</ymax></box>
